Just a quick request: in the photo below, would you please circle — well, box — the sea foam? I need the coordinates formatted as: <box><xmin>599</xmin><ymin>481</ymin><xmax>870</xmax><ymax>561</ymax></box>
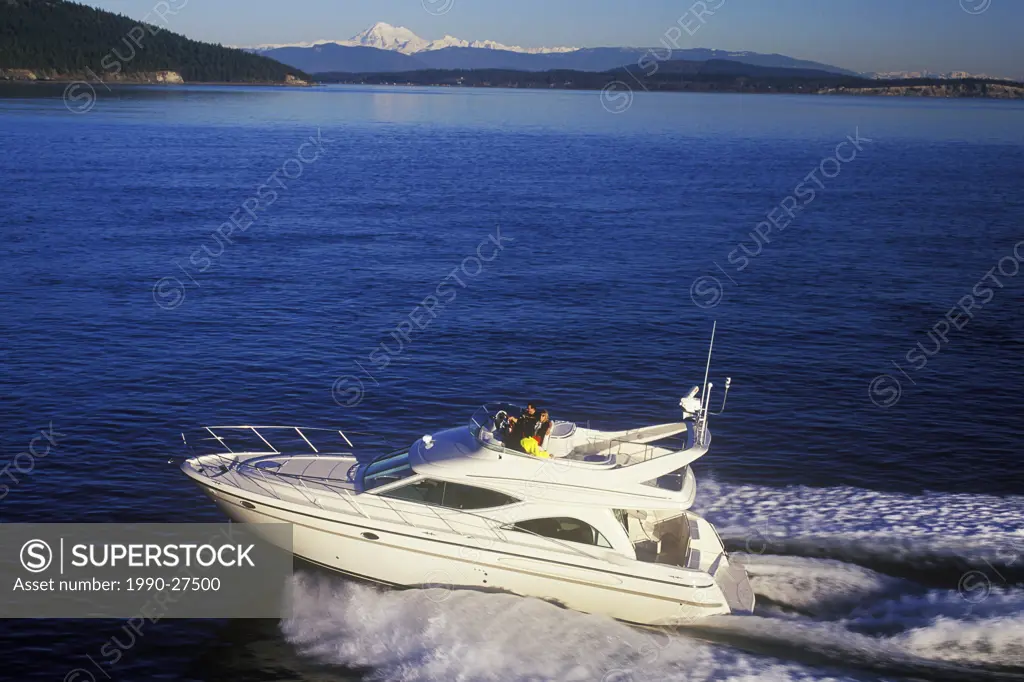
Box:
<box><xmin>281</xmin><ymin>480</ymin><xmax>1024</xmax><ymax>680</ymax></box>
<box><xmin>281</xmin><ymin>573</ymin><xmax>854</xmax><ymax>682</ymax></box>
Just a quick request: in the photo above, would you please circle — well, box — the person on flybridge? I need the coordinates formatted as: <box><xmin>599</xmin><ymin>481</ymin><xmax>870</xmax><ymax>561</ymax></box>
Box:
<box><xmin>534</xmin><ymin>409</ymin><xmax>552</xmax><ymax>444</ymax></box>
<box><xmin>519</xmin><ymin>410</ymin><xmax>551</xmax><ymax>457</ymax></box>
<box><xmin>512</xmin><ymin>403</ymin><xmax>539</xmax><ymax>435</ymax></box>
<box><xmin>505</xmin><ymin>403</ymin><xmax>552</xmax><ymax>458</ymax></box>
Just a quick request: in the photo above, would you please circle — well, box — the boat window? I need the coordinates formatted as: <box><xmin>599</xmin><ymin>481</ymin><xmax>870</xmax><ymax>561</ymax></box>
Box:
<box><xmin>361</xmin><ymin>451</ymin><xmax>414</xmax><ymax>491</ymax></box>
<box><xmin>381</xmin><ymin>479</ymin><xmax>519</xmax><ymax>510</ymax></box>
<box><xmin>441</xmin><ymin>482</ymin><xmax>519</xmax><ymax>510</ymax></box>
<box><xmin>381</xmin><ymin>478</ymin><xmax>445</xmax><ymax>505</ymax></box>
<box><xmin>510</xmin><ymin>517</ymin><xmax>613</xmax><ymax>549</ymax></box>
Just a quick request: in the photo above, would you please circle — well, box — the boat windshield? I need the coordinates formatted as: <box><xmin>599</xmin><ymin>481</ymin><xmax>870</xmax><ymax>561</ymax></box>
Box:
<box><xmin>469</xmin><ymin>403</ymin><xmax>524</xmax><ymax>447</ymax></box>
<box><xmin>361</xmin><ymin>450</ymin><xmax>414</xmax><ymax>491</ymax></box>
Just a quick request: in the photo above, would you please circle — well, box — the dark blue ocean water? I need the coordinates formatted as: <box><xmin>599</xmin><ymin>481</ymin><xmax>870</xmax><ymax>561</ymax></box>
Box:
<box><xmin>1</xmin><ymin>84</ymin><xmax>1023</xmax><ymax>681</ymax></box>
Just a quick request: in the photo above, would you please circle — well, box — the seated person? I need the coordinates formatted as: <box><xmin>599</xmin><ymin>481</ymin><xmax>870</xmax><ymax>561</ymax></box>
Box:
<box><xmin>518</xmin><ymin>407</ymin><xmax>553</xmax><ymax>459</ymax></box>
<box><xmin>518</xmin><ymin>403</ymin><xmax>539</xmax><ymax>435</ymax></box>
<box><xmin>505</xmin><ymin>403</ymin><xmax>539</xmax><ymax>453</ymax></box>
<box><xmin>533</xmin><ymin>410</ymin><xmax>552</xmax><ymax>446</ymax></box>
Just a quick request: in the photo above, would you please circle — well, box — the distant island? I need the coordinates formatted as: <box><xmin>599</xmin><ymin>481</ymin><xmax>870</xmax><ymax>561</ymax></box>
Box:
<box><xmin>316</xmin><ymin>62</ymin><xmax>1024</xmax><ymax>100</ymax></box>
<box><xmin>0</xmin><ymin>0</ymin><xmax>308</xmax><ymax>85</ymax></box>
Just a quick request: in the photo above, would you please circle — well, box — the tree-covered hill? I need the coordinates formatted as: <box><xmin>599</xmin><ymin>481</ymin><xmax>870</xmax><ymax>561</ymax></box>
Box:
<box><xmin>0</xmin><ymin>0</ymin><xmax>309</xmax><ymax>83</ymax></box>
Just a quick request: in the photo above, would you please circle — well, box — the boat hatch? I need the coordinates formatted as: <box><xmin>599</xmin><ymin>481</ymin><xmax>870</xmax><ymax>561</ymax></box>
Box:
<box><xmin>253</xmin><ymin>460</ymin><xmax>282</xmax><ymax>470</ymax></box>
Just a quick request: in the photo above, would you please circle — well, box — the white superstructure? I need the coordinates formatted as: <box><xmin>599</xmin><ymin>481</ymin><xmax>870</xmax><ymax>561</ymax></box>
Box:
<box><xmin>180</xmin><ymin>358</ymin><xmax>753</xmax><ymax>625</ymax></box>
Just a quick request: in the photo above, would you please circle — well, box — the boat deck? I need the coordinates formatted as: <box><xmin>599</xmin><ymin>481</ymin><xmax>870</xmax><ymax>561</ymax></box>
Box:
<box><xmin>183</xmin><ymin>425</ymin><xmax>364</xmax><ymax>501</ymax></box>
<box><xmin>471</xmin><ymin>404</ymin><xmax>696</xmax><ymax>467</ymax></box>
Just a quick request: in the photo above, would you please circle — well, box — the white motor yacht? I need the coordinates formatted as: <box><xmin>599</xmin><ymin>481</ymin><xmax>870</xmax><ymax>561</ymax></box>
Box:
<box><xmin>180</xmin><ymin>360</ymin><xmax>753</xmax><ymax>624</ymax></box>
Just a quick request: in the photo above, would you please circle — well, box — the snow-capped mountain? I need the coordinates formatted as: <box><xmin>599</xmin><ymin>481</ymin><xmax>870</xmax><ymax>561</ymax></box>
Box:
<box><xmin>246</xmin><ymin>22</ymin><xmax>576</xmax><ymax>55</ymax></box>
<box><xmin>345</xmin><ymin>22</ymin><xmax>430</xmax><ymax>53</ymax></box>
<box><xmin>868</xmin><ymin>69</ymin><xmax>1008</xmax><ymax>80</ymax></box>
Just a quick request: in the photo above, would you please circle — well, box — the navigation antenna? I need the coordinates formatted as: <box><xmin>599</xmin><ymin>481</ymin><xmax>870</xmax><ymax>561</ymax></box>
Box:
<box><xmin>696</xmin><ymin>321</ymin><xmax>732</xmax><ymax>446</ymax></box>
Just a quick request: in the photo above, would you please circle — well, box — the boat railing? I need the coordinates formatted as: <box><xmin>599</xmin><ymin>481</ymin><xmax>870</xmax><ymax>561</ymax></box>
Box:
<box><xmin>184</xmin><ymin>424</ymin><xmax>363</xmax><ymax>510</ymax></box>
<box><xmin>567</xmin><ymin>432</ymin><xmax>691</xmax><ymax>466</ymax></box>
<box><xmin>185</xmin><ymin>425</ymin><xmax>360</xmax><ymax>459</ymax></box>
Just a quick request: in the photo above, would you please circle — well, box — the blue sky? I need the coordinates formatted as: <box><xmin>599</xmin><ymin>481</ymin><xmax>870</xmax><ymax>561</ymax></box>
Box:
<box><xmin>83</xmin><ymin>0</ymin><xmax>1023</xmax><ymax>78</ymax></box>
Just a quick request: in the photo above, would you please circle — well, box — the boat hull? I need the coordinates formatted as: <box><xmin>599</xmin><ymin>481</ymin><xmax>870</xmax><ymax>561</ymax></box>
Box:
<box><xmin>197</xmin><ymin>482</ymin><xmax>739</xmax><ymax>626</ymax></box>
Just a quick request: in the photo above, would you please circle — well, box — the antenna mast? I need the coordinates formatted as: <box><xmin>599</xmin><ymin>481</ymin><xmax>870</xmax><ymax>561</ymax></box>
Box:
<box><xmin>699</xmin><ymin>321</ymin><xmax>717</xmax><ymax>444</ymax></box>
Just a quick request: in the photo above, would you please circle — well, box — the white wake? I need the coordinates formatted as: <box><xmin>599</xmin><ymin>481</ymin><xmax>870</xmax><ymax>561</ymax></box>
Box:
<box><xmin>694</xmin><ymin>476</ymin><xmax>1024</xmax><ymax>569</ymax></box>
<box><xmin>280</xmin><ymin>481</ymin><xmax>1024</xmax><ymax>680</ymax></box>
<box><xmin>281</xmin><ymin>573</ymin><xmax>857</xmax><ymax>682</ymax></box>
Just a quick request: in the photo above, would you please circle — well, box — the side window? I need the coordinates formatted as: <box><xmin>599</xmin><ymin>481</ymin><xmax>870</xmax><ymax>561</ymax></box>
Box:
<box><xmin>382</xmin><ymin>479</ymin><xmax>445</xmax><ymax>505</ymax></box>
<box><xmin>381</xmin><ymin>479</ymin><xmax>518</xmax><ymax>510</ymax></box>
<box><xmin>441</xmin><ymin>482</ymin><xmax>518</xmax><ymax>510</ymax></box>
<box><xmin>510</xmin><ymin>517</ymin><xmax>612</xmax><ymax>549</ymax></box>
